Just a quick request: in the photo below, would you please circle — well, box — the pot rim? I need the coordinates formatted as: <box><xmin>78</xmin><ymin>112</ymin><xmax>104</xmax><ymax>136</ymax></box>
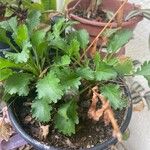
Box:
<box><xmin>8</xmin><ymin>84</ymin><xmax>132</xmax><ymax>150</ymax></box>
<box><xmin>66</xmin><ymin>0</ymin><xmax>143</xmax><ymax>28</ymax></box>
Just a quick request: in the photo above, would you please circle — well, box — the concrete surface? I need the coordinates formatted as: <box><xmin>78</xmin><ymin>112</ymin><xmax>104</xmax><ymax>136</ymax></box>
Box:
<box><xmin>124</xmin><ymin>0</ymin><xmax>150</xmax><ymax>150</ymax></box>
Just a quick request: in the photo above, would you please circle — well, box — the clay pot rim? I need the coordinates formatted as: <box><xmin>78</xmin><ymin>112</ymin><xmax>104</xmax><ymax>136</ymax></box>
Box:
<box><xmin>66</xmin><ymin>0</ymin><xmax>143</xmax><ymax>28</ymax></box>
<box><xmin>69</xmin><ymin>13</ymin><xmax>143</xmax><ymax>28</ymax></box>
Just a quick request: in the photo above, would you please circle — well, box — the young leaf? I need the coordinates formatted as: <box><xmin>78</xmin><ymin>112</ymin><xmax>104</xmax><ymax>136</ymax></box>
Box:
<box><xmin>27</xmin><ymin>10</ymin><xmax>41</xmax><ymax>33</ymax></box>
<box><xmin>76</xmin><ymin>67</ymin><xmax>95</xmax><ymax>80</ymax></box>
<box><xmin>136</xmin><ymin>61</ymin><xmax>150</xmax><ymax>76</ymax></box>
<box><xmin>41</xmin><ymin>0</ymin><xmax>56</xmax><ymax>10</ymax></box>
<box><xmin>4</xmin><ymin>42</ymin><xmax>31</xmax><ymax>63</ymax></box>
<box><xmin>0</xmin><ymin>58</ymin><xmax>22</xmax><ymax>69</ymax></box>
<box><xmin>0</xmin><ymin>58</ymin><xmax>37</xmax><ymax>75</ymax></box>
<box><xmin>0</xmin><ymin>69</ymin><xmax>13</xmax><ymax>81</ymax></box>
<box><xmin>23</xmin><ymin>0</ymin><xmax>44</xmax><ymax>11</ymax></box>
<box><xmin>67</xmin><ymin>39</ymin><xmax>80</xmax><ymax>58</ymax></box>
<box><xmin>101</xmin><ymin>84</ymin><xmax>127</xmax><ymax>109</ymax></box>
<box><xmin>53</xmin><ymin>18</ymin><xmax>66</xmax><ymax>37</ymax></box>
<box><xmin>114</xmin><ymin>57</ymin><xmax>133</xmax><ymax>75</ymax></box>
<box><xmin>58</xmin><ymin>68</ymin><xmax>81</xmax><ymax>92</ymax></box>
<box><xmin>136</xmin><ymin>61</ymin><xmax>150</xmax><ymax>86</ymax></box>
<box><xmin>76</xmin><ymin>30</ymin><xmax>89</xmax><ymax>49</ymax></box>
<box><xmin>93</xmin><ymin>52</ymin><xmax>101</xmax><ymax>70</ymax></box>
<box><xmin>102</xmin><ymin>28</ymin><xmax>119</xmax><ymax>38</ymax></box>
<box><xmin>32</xmin><ymin>99</ymin><xmax>52</xmax><ymax>122</ymax></box>
<box><xmin>54</xmin><ymin>99</ymin><xmax>79</xmax><ymax>136</ymax></box>
<box><xmin>107</xmin><ymin>29</ymin><xmax>133</xmax><ymax>52</ymax></box>
<box><xmin>13</xmin><ymin>24</ymin><xmax>29</xmax><ymax>47</ymax></box>
<box><xmin>31</xmin><ymin>29</ymin><xmax>47</xmax><ymax>48</ymax></box>
<box><xmin>36</xmin><ymin>72</ymin><xmax>63</xmax><ymax>103</ymax></box>
<box><xmin>95</xmin><ymin>62</ymin><xmax>117</xmax><ymax>81</ymax></box>
<box><xmin>4</xmin><ymin>73</ymin><xmax>33</xmax><ymax>96</ymax></box>
<box><xmin>54</xmin><ymin>55</ymin><xmax>71</xmax><ymax>66</ymax></box>
<box><xmin>0</xmin><ymin>17</ymin><xmax>17</xmax><ymax>32</ymax></box>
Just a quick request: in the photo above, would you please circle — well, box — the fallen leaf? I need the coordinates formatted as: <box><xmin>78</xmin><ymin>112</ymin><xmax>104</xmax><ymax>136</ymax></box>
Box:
<box><xmin>40</xmin><ymin>125</ymin><xmax>50</xmax><ymax>140</ymax></box>
<box><xmin>133</xmin><ymin>100</ymin><xmax>145</xmax><ymax>112</ymax></box>
<box><xmin>0</xmin><ymin>119</ymin><xmax>13</xmax><ymax>141</ymax></box>
<box><xmin>24</xmin><ymin>115</ymin><xmax>32</xmax><ymax>124</ymax></box>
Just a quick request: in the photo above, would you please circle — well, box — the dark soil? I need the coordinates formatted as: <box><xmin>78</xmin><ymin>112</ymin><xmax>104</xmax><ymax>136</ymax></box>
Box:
<box><xmin>15</xmin><ymin>94</ymin><xmax>126</xmax><ymax>150</ymax></box>
<box><xmin>73</xmin><ymin>5</ymin><xmax>108</xmax><ymax>22</ymax></box>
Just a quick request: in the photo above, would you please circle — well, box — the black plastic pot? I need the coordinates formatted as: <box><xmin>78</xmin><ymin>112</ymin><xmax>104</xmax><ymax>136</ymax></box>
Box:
<box><xmin>0</xmin><ymin>32</ymin><xmax>13</xmax><ymax>57</ymax></box>
<box><xmin>8</xmin><ymin>85</ymin><xmax>132</xmax><ymax>150</ymax></box>
<box><xmin>0</xmin><ymin>42</ymin><xmax>10</xmax><ymax>57</ymax></box>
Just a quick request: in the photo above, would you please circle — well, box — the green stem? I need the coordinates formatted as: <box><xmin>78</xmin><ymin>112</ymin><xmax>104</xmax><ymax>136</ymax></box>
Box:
<box><xmin>32</xmin><ymin>47</ymin><xmax>41</xmax><ymax>72</ymax></box>
<box><xmin>79</xmin><ymin>83</ymin><xmax>93</xmax><ymax>95</ymax></box>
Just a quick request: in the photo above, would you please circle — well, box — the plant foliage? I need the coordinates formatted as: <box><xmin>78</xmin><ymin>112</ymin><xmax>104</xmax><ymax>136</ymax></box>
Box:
<box><xmin>0</xmin><ymin>10</ymin><xmax>149</xmax><ymax>137</ymax></box>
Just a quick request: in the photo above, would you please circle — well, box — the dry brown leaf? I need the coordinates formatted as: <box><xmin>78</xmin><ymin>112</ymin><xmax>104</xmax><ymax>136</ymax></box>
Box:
<box><xmin>88</xmin><ymin>86</ymin><xmax>122</xmax><ymax>142</ymax></box>
<box><xmin>0</xmin><ymin>119</ymin><xmax>13</xmax><ymax>141</ymax></box>
<box><xmin>133</xmin><ymin>100</ymin><xmax>145</xmax><ymax>112</ymax></box>
<box><xmin>24</xmin><ymin>115</ymin><xmax>32</xmax><ymax>124</ymax></box>
<box><xmin>40</xmin><ymin>125</ymin><xmax>50</xmax><ymax>140</ymax></box>
<box><xmin>18</xmin><ymin>144</ymin><xmax>32</xmax><ymax>150</ymax></box>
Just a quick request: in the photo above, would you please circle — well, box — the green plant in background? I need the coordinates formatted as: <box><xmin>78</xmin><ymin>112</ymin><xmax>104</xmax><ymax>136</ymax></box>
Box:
<box><xmin>0</xmin><ymin>9</ymin><xmax>150</xmax><ymax>140</ymax></box>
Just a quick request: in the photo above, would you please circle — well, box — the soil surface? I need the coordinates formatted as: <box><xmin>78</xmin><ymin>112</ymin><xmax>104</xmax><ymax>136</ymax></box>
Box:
<box><xmin>15</xmin><ymin>93</ymin><xmax>127</xmax><ymax>150</ymax></box>
<box><xmin>73</xmin><ymin>5</ymin><xmax>108</xmax><ymax>22</ymax></box>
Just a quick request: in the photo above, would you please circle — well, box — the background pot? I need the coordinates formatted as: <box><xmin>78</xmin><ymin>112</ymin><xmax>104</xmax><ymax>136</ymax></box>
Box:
<box><xmin>67</xmin><ymin>0</ymin><xmax>143</xmax><ymax>56</ymax></box>
<box><xmin>8</xmin><ymin>85</ymin><xmax>132</xmax><ymax>150</ymax></box>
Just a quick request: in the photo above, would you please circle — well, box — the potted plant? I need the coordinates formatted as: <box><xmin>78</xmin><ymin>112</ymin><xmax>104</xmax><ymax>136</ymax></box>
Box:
<box><xmin>66</xmin><ymin>0</ymin><xmax>150</xmax><ymax>54</ymax></box>
<box><xmin>0</xmin><ymin>11</ymin><xmax>150</xmax><ymax>150</ymax></box>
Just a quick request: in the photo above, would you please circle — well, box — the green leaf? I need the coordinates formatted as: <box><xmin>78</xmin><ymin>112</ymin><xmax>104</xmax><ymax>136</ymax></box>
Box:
<box><xmin>48</xmin><ymin>35</ymin><xmax>67</xmax><ymax>51</ymax></box>
<box><xmin>0</xmin><ymin>17</ymin><xmax>17</xmax><ymax>32</ymax></box>
<box><xmin>53</xmin><ymin>18</ymin><xmax>66</xmax><ymax>37</ymax></box>
<box><xmin>55</xmin><ymin>55</ymin><xmax>71</xmax><ymax>66</ymax></box>
<box><xmin>107</xmin><ymin>29</ymin><xmax>133</xmax><ymax>52</ymax></box>
<box><xmin>27</xmin><ymin>10</ymin><xmax>41</xmax><ymax>33</ymax></box>
<box><xmin>5</xmin><ymin>42</ymin><xmax>31</xmax><ymax>63</ymax></box>
<box><xmin>101</xmin><ymin>84</ymin><xmax>127</xmax><ymax>109</ymax></box>
<box><xmin>0</xmin><ymin>58</ymin><xmax>37</xmax><ymax>75</ymax></box>
<box><xmin>54</xmin><ymin>99</ymin><xmax>79</xmax><ymax>136</ymax></box>
<box><xmin>76</xmin><ymin>67</ymin><xmax>95</xmax><ymax>80</ymax></box>
<box><xmin>36</xmin><ymin>72</ymin><xmax>63</xmax><ymax>103</ymax></box>
<box><xmin>32</xmin><ymin>99</ymin><xmax>52</xmax><ymax>122</ymax></box>
<box><xmin>136</xmin><ymin>61</ymin><xmax>150</xmax><ymax>76</ymax></box>
<box><xmin>7</xmin><ymin>17</ymin><xmax>18</xmax><ymax>33</ymax></box>
<box><xmin>0</xmin><ymin>58</ymin><xmax>23</xmax><ymax>69</ymax></box>
<box><xmin>36</xmin><ymin>41</ymin><xmax>48</xmax><ymax>59</ymax></box>
<box><xmin>0</xmin><ymin>28</ymin><xmax>10</xmax><ymax>44</ymax></box>
<box><xmin>13</xmin><ymin>24</ymin><xmax>29</xmax><ymax>47</ymax></box>
<box><xmin>95</xmin><ymin>62</ymin><xmax>117</xmax><ymax>81</ymax></box>
<box><xmin>114</xmin><ymin>57</ymin><xmax>133</xmax><ymax>75</ymax></box>
<box><xmin>102</xmin><ymin>28</ymin><xmax>119</xmax><ymax>38</ymax></box>
<box><xmin>76</xmin><ymin>30</ymin><xmax>89</xmax><ymax>49</ymax></box>
<box><xmin>136</xmin><ymin>61</ymin><xmax>150</xmax><ymax>86</ymax></box>
<box><xmin>67</xmin><ymin>39</ymin><xmax>80</xmax><ymax>58</ymax></box>
<box><xmin>23</xmin><ymin>0</ymin><xmax>44</xmax><ymax>11</ymax></box>
<box><xmin>4</xmin><ymin>73</ymin><xmax>33</xmax><ymax>96</ymax></box>
<box><xmin>31</xmin><ymin>29</ymin><xmax>47</xmax><ymax>48</ymax></box>
<box><xmin>0</xmin><ymin>69</ymin><xmax>13</xmax><ymax>81</ymax></box>
<box><xmin>93</xmin><ymin>52</ymin><xmax>101</xmax><ymax>70</ymax></box>
<box><xmin>58</xmin><ymin>68</ymin><xmax>81</xmax><ymax>92</ymax></box>
<box><xmin>41</xmin><ymin>0</ymin><xmax>56</xmax><ymax>10</ymax></box>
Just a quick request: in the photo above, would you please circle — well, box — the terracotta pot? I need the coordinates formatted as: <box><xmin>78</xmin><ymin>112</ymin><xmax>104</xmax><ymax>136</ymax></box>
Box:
<box><xmin>67</xmin><ymin>0</ymin><xmax>143</xmax><ymax>56</ymax></box>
